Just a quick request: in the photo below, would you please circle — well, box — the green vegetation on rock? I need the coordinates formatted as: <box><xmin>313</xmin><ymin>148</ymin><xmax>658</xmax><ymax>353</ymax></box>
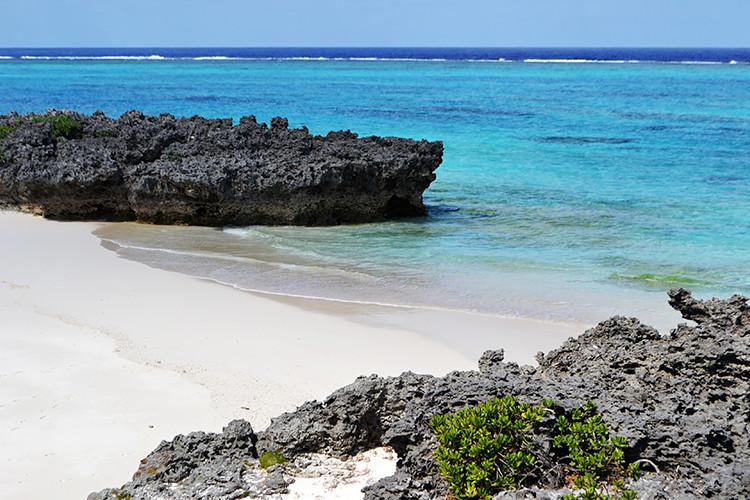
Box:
<box><xmin>431</xmin><ymin>397</ymin><xmax>640</xmax><ymax>500</ymax></box>
<box><xmin>112</xmin><ymin>489</ymin><xmax>131</xmax><ymax>500</ymax></box>
<box><xmin>144</xmin><ymin>465</ymin><xmax>159</xmax><ymax>476</ymax></box>
<box><xmin>430</xmin><ymin>395</ymin><xmax>545</xmax><ymax>498</ymax></box>
<box><xmin>96</xmin><ymin>129</ymin><xmax>116</xmax><ymax>138</ymax></box>
<box><xmin>0</xmin><ymin>124</ymin><xmax>15</xmax><ymax>140</ymax></box>
<box><xmin>33</xmin><ymin>114</ymin><xmax>83</xmax><ymax>139</ymax></box>
<box><xmin>259</xmin><ymin>450</ymin><xmax>287</xmax><ymax>469</ymax></box>
<box><xmin>554</xmin><ymin>402</ymin><xmax>639</xmax><ymax>500</ymax></box>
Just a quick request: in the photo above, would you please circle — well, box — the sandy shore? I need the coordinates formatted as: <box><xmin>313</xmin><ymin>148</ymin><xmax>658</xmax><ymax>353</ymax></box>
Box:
<box><xmin>0</xmin><ymin>211</ymin><xmax>584</xmax><ymax>500</ymax></box>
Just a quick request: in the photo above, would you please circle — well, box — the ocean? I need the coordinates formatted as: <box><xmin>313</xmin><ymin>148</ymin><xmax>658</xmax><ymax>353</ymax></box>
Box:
<box><xmin>2</xmin><ymin>47</ymin><xmax>749</xmax><ymax>326</ymax></box>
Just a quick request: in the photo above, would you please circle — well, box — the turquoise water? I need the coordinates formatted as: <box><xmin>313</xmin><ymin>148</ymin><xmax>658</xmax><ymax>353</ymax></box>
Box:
<box><xmin>2</xmin><ymin>55</ymin><xmax>749</xmax><ymax>321</ymax></box>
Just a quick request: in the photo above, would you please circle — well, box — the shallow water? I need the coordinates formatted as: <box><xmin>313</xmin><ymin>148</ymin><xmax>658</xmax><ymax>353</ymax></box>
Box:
<box><xmin>2</xmin><ymin>49</ymin><xmax>749</xmax><ymax>325</ymax></box>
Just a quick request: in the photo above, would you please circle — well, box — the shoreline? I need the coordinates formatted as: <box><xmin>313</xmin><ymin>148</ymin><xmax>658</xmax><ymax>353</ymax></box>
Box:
<box><xmin>194</xmin><ymin>275</ymin><xmax>590</xmax><ymax>362</ymax></box>
<box><xmin>95</xmin><ymin>225</ymin><xmax>597</xmax><ymax>364</ymax></box>
<box><xmin>0</xmin><ymin>211</ymin><xmax>587</xmax><ymax>500</ymax></box>
<box><xmin>93</xmin><ymin>221</ymin><xmax>685</xmax><ymax>334</ymax></box>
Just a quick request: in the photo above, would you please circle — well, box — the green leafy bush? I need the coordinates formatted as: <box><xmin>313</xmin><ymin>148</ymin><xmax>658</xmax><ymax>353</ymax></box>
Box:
<box><xmin>50</xmin><ymin>115</ymin><xmax>83</xmax><ymax>139</ymax></box>
<box><xmin>33</xmin><ymin>114</ymin><xmax>82</xmax><ymax>139</ymax></box>
<box><xmin>554</xmin><ymin>402</ymin><xmax>639</xmax><ymax>500</ymax></box>
<box><xmin>259</xmin><ymin>450</ymin><xmax>287</xmax><ymax>469</ymax></box>
<box><xmin>430</xmin><ymin>395</ymin><xmax>546</xmax><ymax>498</ymax></box>
<box><xmin>431</xmin><ymin>398</ymin><xmax>641</xmax><ymax>500</ymax></box>
<box><xmin>0</xmin><ymin>124</ymin><xmax>15</xmax><ymax>140</ymax></box>
<box><xmin>95</xmin><ymin>129</ymin><xmax>116</xmax><ymax>138</ymax></box>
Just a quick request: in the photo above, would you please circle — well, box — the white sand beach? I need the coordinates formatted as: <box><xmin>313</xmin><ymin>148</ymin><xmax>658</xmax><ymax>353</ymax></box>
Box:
<box><xmin>0</xmin><ymin>211</ymin><xmax>584</xmax><ymax>500</ymax></box>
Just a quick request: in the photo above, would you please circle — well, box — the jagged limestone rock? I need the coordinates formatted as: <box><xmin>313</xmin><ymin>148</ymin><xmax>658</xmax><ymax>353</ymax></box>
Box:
<box><xmin>0</xmin><ymin>110</ymin><xmax>443</xmax><ymax>226</ymax></box>
<box><xmin>90</xmin><ymin>289</ymin><xmax>750</xmax><ymax>499</ymax></box>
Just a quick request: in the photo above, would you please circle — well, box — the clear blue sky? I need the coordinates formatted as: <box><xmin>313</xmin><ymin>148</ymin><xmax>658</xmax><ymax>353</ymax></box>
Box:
<box><xmin>3</xmin><ymin>0</ymin><xmax>749</xmax><ymax>47</ymax></box>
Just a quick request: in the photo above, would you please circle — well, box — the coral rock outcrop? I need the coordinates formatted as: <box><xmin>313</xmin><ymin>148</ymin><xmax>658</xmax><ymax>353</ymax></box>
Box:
<box><xmin>90</xmin><ymin>289</ymin><xmax>750</xmax><ymax>499</ymax></box>
<box><xmin>0</xmin><ymin>110</ymin><xmax>443</xmax><ymax>226</ymax></box>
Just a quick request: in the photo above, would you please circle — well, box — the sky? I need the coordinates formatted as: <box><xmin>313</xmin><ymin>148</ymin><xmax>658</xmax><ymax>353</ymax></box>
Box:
<box><xmin>2</xmin><ymin>0</ymin><xmax>749</xmax><ymax>48</ymax></box>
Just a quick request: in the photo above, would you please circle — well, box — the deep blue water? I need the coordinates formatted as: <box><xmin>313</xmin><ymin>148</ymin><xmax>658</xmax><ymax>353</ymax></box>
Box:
<box><xmin>2</xmin><ymin>48</ymin><xmax>749</xmax><ymax>322</ymax></box>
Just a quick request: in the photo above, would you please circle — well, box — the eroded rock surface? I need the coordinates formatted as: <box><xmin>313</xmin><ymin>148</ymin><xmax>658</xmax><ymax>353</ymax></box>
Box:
<box><xmin>90</xmin><ymin>290</ymin><xmax>750</xmax><ymax>499</ymax></box>
<box><xmin>0</xmin><ymin>110</ymin><xmax>443</xmax><ymax>225</ymax></box>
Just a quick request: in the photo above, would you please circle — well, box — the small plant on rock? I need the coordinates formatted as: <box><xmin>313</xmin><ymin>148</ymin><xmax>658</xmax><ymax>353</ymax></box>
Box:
<box><xmin>112</xmin><ymin>489</ymin><xmax>131</xmax><ymax>500</ymax></box>
<box><xmin>259</xmin><ymin>450</ymin><xmax>287</xmax><ymax>469</ymax></box>
<box><xmin>0</xmin><ymin>124</ymin><xmax>15</xmax><ymax>140</ymax></box>
<box><xmin>430</xmin><ymin>395</ymin><xmax>546</xmax><ymax>499</ymax></box>
<box><xmin>431</xmin><ymin>398</ymin><xmax>641</xmax><ymax>500</ymax></box>
<box><xmin>50</xmin><ymin>115</ymin><xmax>83</xmax><ymax>139</ymax></box>
<box><xmin>553</xmin><ymin>402</ymin><xmax>640</xmax><ymax>500</ymax></box>
<box><xmin>96</xmin><ymin>129</ymin><xmax>116</xmax><ymax>138</ymax></box>
<box><xmin>33</xmin><ymin>114</ymin><xmax>82</xmax><ymax>139</ymax></box>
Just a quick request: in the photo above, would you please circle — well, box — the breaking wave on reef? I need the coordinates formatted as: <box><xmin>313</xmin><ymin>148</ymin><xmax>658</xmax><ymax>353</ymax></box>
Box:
<box><xmin>2</xmin><ymin>55</ymin><xmax>748</xmax><ymax>64</ymax></box>
<box><xmin>2</xmin><ymin>47</ymin><xmax>750</xmax><ymax>64</ymax></box>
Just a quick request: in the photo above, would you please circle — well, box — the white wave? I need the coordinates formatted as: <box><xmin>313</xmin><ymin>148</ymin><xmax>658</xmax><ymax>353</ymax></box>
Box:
<box><xmin>191</xmin><ymin>56</ymin><xmax>242</xmax><ymax>60</ymax></box>
<box><xmin>181</xmin><ymin>273</ymin><xmax>535</xmax><ymax>321</ymax></box>
<box><xmin>521</xmin><ymin>58</ymin><xmax>746</xmax><ymax>65</ymax></box>
<box><xmin>348</xmin><ymin>57</ymin><xmax>449</xmax><ymax>62</ymax></box>
<box><xmin>186</xmin><ymin>270</ymin><xmax>597</xmax><ymax>324</ymax></box>
<box><xmin>466</xmin><ymin>58</ymin><xmax>510</xmax><ymax>63</ymax></box>
<box><xmin>14</xmin><ymin>55</ymin><xmax>454</xmax><ymax>62</ymax></box>
<box><xmin>284</xmin><ymin>56</ymin><xmax>330</xmax><ymax>60</ymax></box>
<box><xmin>20</xmin><ymin>54</ymin><xmax>166</xmax><ymax>60</ymax></box>
<box><xmin>102</xmin><ymin>238</ymin><xmax>378</xmax><ymax>281</ymax></box>
<box><xmin>672</xmin><ymin>60</ymin><xmax>724</xmax><ymax>65</ymax></box>
<box><xmin>523</xmin><ymin>58</ymin><xmax>639</xmax><ymax>64</ymax></box>
<box><xmin>264</xmin><ymin>56</ymin><xmax>450</xmax><ymax>61</ymax></box>
<box><xmin>9</xmin><ymin>54</ymin><xmax>747</xmax><ymax>64</ymax></box>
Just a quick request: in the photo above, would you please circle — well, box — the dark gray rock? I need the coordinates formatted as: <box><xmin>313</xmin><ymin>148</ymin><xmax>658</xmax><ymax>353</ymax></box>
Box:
<box><xmin>257</xmin><ymin>371</ymin><xmax>435</xmax><ymax>458</ymax></box>
<box><xmin>477</xmin><ymin>347</ymin><xmax>505</xmax><ymax>374</ymax></box>
<box><xmin>87</xmin><ymin>420</ymin><xmax>292</xmax><ymax>500</ymax></box>
<box><xmin>90</xmin><ymin>289</ymin><xmax>750</xmax><ymax>499</ymax></box>
<box><xmin>0</xmin><ymin>110</ymin><xmax>443</xmax><ymax>226</ymax></box>
<box><xmin>363</xmin><ymin>471</ymin><xmax>433</xmax><ymax>500</ymax></box>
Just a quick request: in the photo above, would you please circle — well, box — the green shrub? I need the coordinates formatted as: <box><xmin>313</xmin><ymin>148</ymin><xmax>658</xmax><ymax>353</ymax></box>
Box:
<box><xmin>50</xmin><ymin>115</ymin><xmax>82</xmax><ymax>139</ymax></box>
<box><xmin>430</xmin><ymin>396</ymin><xmax>546</xmax><ymax>499</ymax></box>
<box><xmin>0</xmin><ymin>125</ymin><xmax>15</xmax><ymax>140</ymax></box>
<box><xmin>33</xmin><ymin>114</ymin><xmax>82</xmax><ymax>139</ymax></box>
<box><xmin>554</xmin><ymin>403</ymin><xmax>639</xmax><ymax>500</ymax></box>
<box><xmin>259</xmin><ymin>450</ymin><xmax>287</xmax><ymax>469</ymax></box>
<box><xmin>96</xmin><ymin>129</ymin><xmax>116</xmax><ymax>138</ymax></box>
<box><xmin>431</xmin><ymin>398</ymin><xmax>640</xmax><ymax>500</ymax></box>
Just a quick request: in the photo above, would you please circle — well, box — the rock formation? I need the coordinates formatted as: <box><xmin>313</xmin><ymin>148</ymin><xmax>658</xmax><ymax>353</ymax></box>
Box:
<box><xmin>0</xmin><ymin>111</ymin><xmax>442</xmax><ymax>226</ymax></box>
<box><xmin>90</xmin><ymin>289</ymin><xmax>750</xmax><ymax>499</ymax></box>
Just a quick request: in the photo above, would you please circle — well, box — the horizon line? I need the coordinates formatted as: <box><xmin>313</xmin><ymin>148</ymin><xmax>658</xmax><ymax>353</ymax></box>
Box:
<box><xmin>2</xmin><ymin>45</ymin><xmax>749</xmax><ymax>50</ymax></box>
